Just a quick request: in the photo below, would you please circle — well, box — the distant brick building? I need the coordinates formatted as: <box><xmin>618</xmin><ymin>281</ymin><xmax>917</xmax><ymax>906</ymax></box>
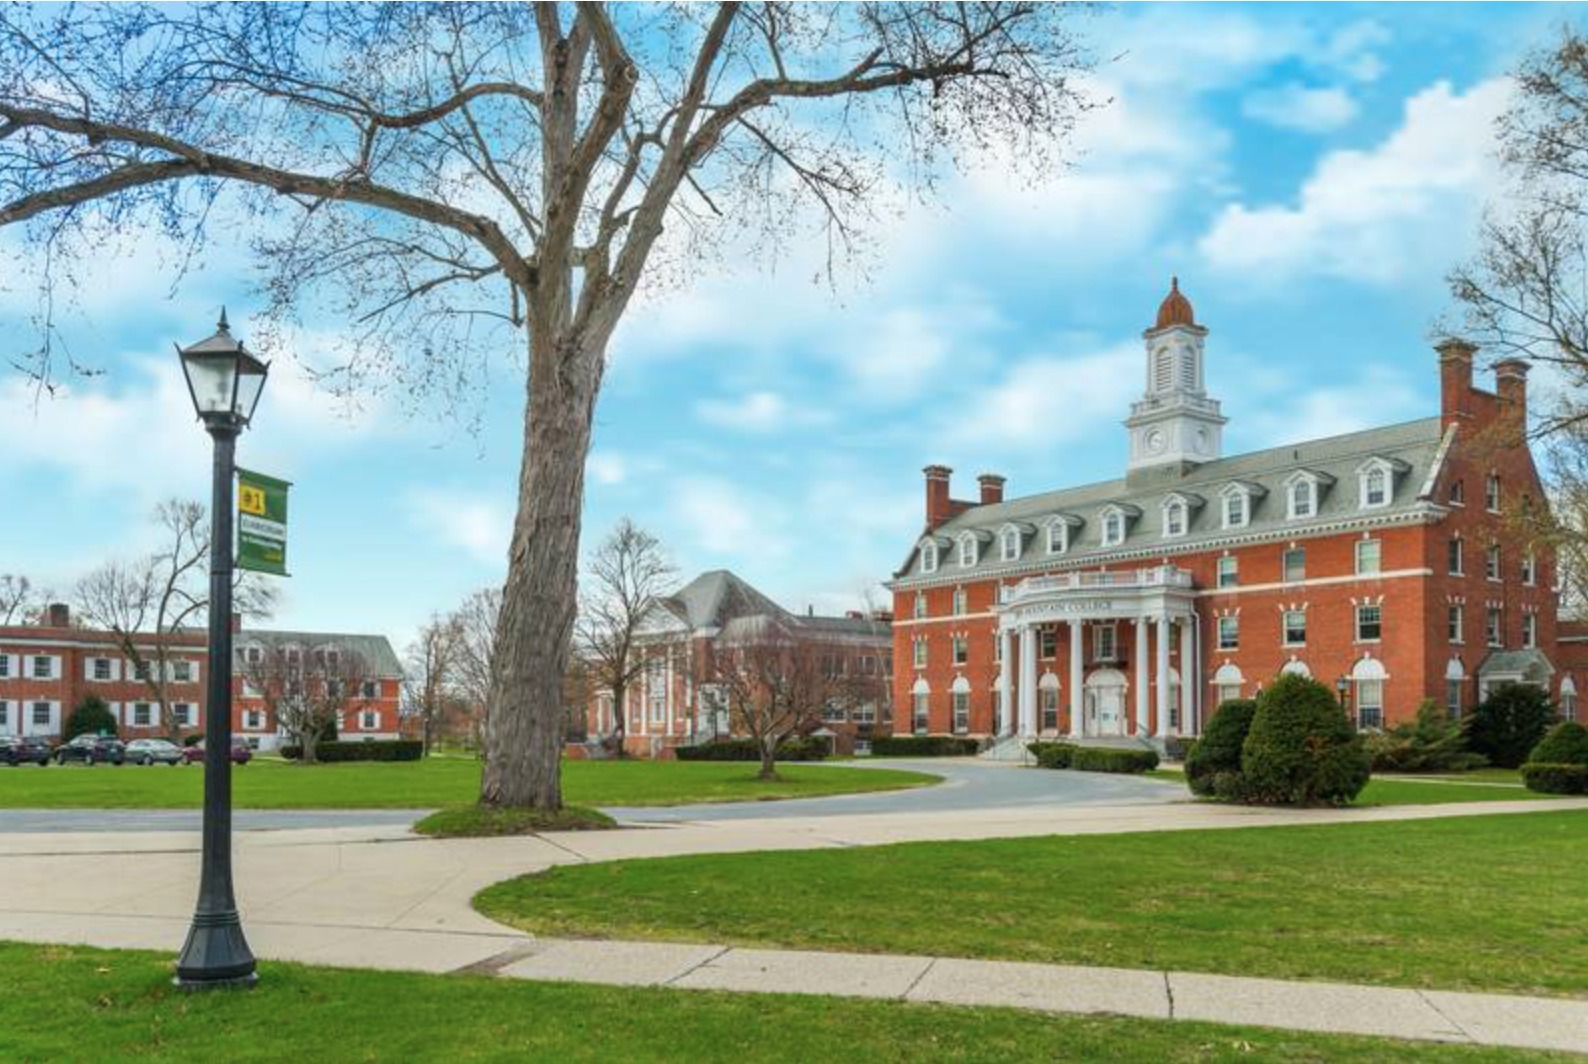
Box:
<box><xmin>0</xmin><ymin>605</ymin><xmax>402</xmax><ymax>749</ymax></box>
<box><xmin>888</xmin><ymin>280</ymin><xmax>1575</xmax><ymax>747</ymax></box>
<box><xmin>583</xmin><ymin>570</ymin><xmax>892</xmax><ymax>758</ymax></box>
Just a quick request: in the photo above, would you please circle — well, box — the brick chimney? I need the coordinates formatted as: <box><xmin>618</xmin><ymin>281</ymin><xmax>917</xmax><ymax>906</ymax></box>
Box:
<box><xmin>977</xmin><ymin>473</ymin><xmax>1006</xmax><ymax>506</ymax></box>
<box><xmin>45</xmin><ymin>602</ymin><xmax>69</xmax><ymax>628</ymax></box>
<box><xmin>923</xmin><ymin>464</ymin><xmax>954</xmax><ymax>526</ymax></box>
<box><xmin>1494</xmin><ymin>358</ymin><xmax>1530</xmax><ymax>442</ymax></box>
<box><xmin>1436</xmin><ymin>337</ymin><xmax>1476</xmax><ymax>428</ymax></box>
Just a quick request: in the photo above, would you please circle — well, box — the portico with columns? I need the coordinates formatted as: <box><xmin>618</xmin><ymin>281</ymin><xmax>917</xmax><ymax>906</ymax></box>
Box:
<box><xmin>995</xmin><ymin>566</ymin><xmax>1200</xmax><ymax>741</ymax></box>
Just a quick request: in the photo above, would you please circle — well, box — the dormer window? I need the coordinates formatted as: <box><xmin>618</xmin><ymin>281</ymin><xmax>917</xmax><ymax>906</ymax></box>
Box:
<box><xmin>1165</xmin><ymin>499</ymin><xmax>1186</xmax><ymax>537</ymax></box>
<box><xmin>1283</xmin><ymin>471</ymin><xmax>1332</xmax><ymax>521</ymax></box>
<box><xmin>957</xmin><ymin>533</ymin><xmax>978</xmax><ymax>567</ymax></box>
<box><xmin>920</xmin><ymin>540</ymin><xmax>939</xmax><ymax>574</ymax></box>
<box><xmin>1355</xmin><ymin>456</ymin><xmax>1406</xmax><ymax>510</ymax></box>
<box><xmin>1100</xmin><ymin>507</ymin><xmax>1126</xmax><ymax>548</ymax></box>
<box><xmin>1000</xmin><ymin>527</ymin><xmax>1021</xmax><ymax>562</ymax></box>
<box><xmin>1045</xmin><ymin>519</ymin><xmax>1070</xmax><ymax>555</ymax></box>
<box><xmin>1363</xmin><ymin>467</ymin><xmax>1387</xmax><ymax>507</ymax></box>
<box><xmin>1289</xmin><ymin>478</ymin><xmax>1315</xmax><ymax>519</ymax></box>
<box><xmin>1221</xmin><ymin>484</ymin><xmax>1253</xmax><ymax>530</ymax></box>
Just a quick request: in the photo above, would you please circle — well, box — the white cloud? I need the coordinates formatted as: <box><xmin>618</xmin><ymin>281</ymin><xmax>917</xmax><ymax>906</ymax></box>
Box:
<box><xmin>669</xmin><ymin>477</ymin><xmax>789</xmax><ymax>560</ymax></box>
<box><xmin>406</xmin><ymin>489</ymin><xmax>510</xmax><ymax>565</ymax></box>
<box><xmin>587</xmin><ymin>450</ymin><xmax>628</xmax><ymax>485</ymax></box>
<box><xmin>695</xmin><ymin>390</ymin><xmax>796</xmax><ymax>433</ymax></box>
<box><xmin>1242</xmin><ymin>83</ymin><xmax>1360</xmax><ymax>133</ymax></box>
<box><xmin>1237</xmin><ymin>363</ymin><xmax>1427</xmax><ymax>446</ymax></box>
<box><xmin>944</xmin><ymin>343</ymin><xmax>1143</xmax><ymax>452</ymax></box>
<box><xmin>1200</xmin><ymin>79</ymin><xmax>1512</xmax><ymax>284</ymax></box>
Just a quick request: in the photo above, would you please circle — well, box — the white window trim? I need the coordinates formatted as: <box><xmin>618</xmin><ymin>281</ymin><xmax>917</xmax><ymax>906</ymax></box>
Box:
<box><xmin>1357</xmin><ymin>458</ymin><xmax>1394</xmax><ymax>510</ymax></box>
<box><xmin>1220</xmin><ymin>485</ymin><xmax>1250</xmax><ymax>530</ymax></box>
<box><xmin>1282</xmin><ymin>609</ymin><xmax>1307</xmax><ymax>647</ymax></box>
<box><xmin>1044</xmin><ymin>519</ymin><xmax>1070</xmax><ymax>555</ymax></box>
<box><xmin>1354</xmin><ymin>538</ymin><xmax>1381</xmax><ymax>576</ymax></box>
<box><xmin>1283</xmin><ymin>472</ymin><xmax>1319</xmax><ymax>521</ymax></box>
<box><xmin>1216</xmin><ymin>555</ymin><xmax>1238</xmax><ymax>588</ymax></box>
<box><xmin>998</xmin><ymin>525</ymin><xmax>1022</xmax><ymax>562</ymax></box>
<box><xmin>1217</xmin><ymin>615</ymin><xmax>1239</xmax><ymax>650</ymax></box>
<box><xmin>1485</xmin><ymin>473</ymin><xmax>1501</xmax><ymax>513</ymax></box>
<box><xmin>1099</xmin><ymin>506</ymin><xmax>1127</xmax><ymax>548</ymax></box>
<box><xmin>957</xmin><ymin>533</ymin><xmax>978</xmax><ymax>568</ymax></box>
<box><xmin>919</xmin><ymin>540</ymin><xmax>939</xmax><ymax>574</ymax></box>
<box><xmin>1161</xmin><ymin>497</ymin><xmax>1188</xmax><ymax>539</ymax></box>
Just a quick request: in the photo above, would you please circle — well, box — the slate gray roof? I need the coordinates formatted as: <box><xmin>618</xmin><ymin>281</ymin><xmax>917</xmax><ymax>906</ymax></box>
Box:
<box><xmin>660</xmin><ymin>570</ymin><xmax>789</xmax><ymax>630</ymax></box>
<box><xmin>234</xmin><ymin>629</ymin><xmax>403</xmax><ymax>677</ymax></box>
<box><xmin>1477</xmin><ymin>648</ymin><xmax>1554</xmax><ymax>681</ymax></box>
<box><xmin>897</xmin><ymin>416</ymin><xmax>1450</xmax><ymax>581</ymax></box>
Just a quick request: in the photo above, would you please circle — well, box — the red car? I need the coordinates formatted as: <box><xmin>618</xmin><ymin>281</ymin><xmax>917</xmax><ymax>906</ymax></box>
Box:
<box><xmin>182</xmin><ymin>738</ymin><xmax>253</xmax><ymax>765</ymax></box>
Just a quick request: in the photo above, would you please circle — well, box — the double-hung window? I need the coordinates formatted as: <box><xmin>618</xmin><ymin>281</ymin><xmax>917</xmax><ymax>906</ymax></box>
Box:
<box><xmin>951</xmin><ymin>692</ymin><xmax>969</xmax><ymax>733</ymax></box>
<box><xmin>1283</xmin><ymin>610</ymin><xmax>1307</xmax><ymax>646</ymax></box>
<box><xmin>1355</xmin><ymin>539</ymin><xmax>1381</xmax><ymax>576</ymax></box>
<box><xmin>1486</xmin><ymin>607</ymin><xmax>1503</xmax><ymax>647</ymax></box>
<box><xmin>951</xmin><ymin>635</ymin><xmax>968</xmax><ymax>666</ymax></box>
<box><xmin>1282</xmin><ymin>547</ymin><xmax>1305</xmax><ymax>583</ymax></box>
<box><xmin>912</xmin><ymin>639</ymin><xmax>927</xmax><ymax>669</ymax></box>
<box><xmin>1486</xmin><ymin>474</ymin><xmax>1501</xmax><ymax>512</ymax></box>
<box><xmin>1485</xmin><ymin>545</ymin><xmax>1501</xmax><ymax>582</ymax></box>
<box><xmin>1448</xmin><ymin>604</ymin><xmax>1464</xmax><ymax>644</ymax></box>
<box><xmin>1448</xmin><ymin>538</ymin><xmax>1464</xmax><ymax>576</ymax></box>
<box><xmin>1216</xmin><ymin>556</ymin><xmax>1238</xmax><ymax>588</ymax></box>
<box><xmin>1356</xmin><ymin>604</ymin><xmax>1382</xmax><ymax>642</ymax></box>
<box><xmin>952</xmin><ymin>587</ymin><xmax>967</xmax><ymax>616</ymax></box>
<box><xmin>1356</xmin><ymin>681</ymin><xmax>1384</xmax><ymax>730</ymax></box>
<box><xmin>1217</xmin><ymin>616</ymin><xmax>1239</xmax><ymax>650</ymax></box>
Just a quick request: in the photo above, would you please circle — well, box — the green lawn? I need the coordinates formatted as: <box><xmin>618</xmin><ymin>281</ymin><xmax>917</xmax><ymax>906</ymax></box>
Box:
<box><xmin>1145</xmin><ymin>767</ymin><xmax>1553</xmax><ymax>806</ymax></box>
<box><xmin>478</xmin><ymin>810</ymin><xmax>1588</xmax><ymax>998</ymax></box>
<box><xmin>0</xmin><ymin>758</ymin><xmax>937</xmax><ymax>810</ymax></box>
<box><xmin>0</xmin><ymin>943</ymin><xmax>1567</xmax><ymax>1064</ymax></box>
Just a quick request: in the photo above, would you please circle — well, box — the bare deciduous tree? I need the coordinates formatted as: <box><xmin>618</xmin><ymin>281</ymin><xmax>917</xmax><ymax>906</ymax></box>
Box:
<box><xmin>0</xmin><ymin>574</ymin><xmax>43</xmax><ymax>625</ymax></box>
<box><xmin>449</xmin><ymin>586</ymin><xmax>501</xmax><ymax>752</ymax></box>
<box><xmin>712</xmin><ymin>617</ymin><xmax>882</xmax><ymax>780</ymax></box>
<box><xmin>1</xmin><ymin>2</ymin><xmax>1093</xmax><ymax>809</ymax></box>
<box><xmin>74</xmin><ymin>498</ymin><xmax>276</xmax><ymax>740</ymax></box>
<box><xmin>405</xmin><ymin>613</ymin><xmax>462</xmax><ymax>755</ymax></box>
<box><xmin>1450</xmin><ymin>29</ymin><xmax>1588</xmax><ymax>605</ymax></box>
<box><xmin>575</xmin><ymin>517</ymin><xmax>674</xmax><ymax>756</ymax></box>
<box><xmin>242</xmin><ymin>644</ymin><xmax>377</xmax><ymax>764</ymax></box>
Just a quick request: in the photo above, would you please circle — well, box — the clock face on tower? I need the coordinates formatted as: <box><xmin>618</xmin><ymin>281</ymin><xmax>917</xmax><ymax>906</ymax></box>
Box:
<box><xmin>1146</xmin><ymin>429</ymin><xmax>1166</xmax><ymax>455</ymax></box>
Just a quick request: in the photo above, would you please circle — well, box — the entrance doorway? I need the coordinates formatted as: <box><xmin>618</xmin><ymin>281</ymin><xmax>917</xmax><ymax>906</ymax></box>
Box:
<box><xmin>1084</xmin><ymin>669</ymin><xmax>1127</xmax><ymax>737</ymax></box>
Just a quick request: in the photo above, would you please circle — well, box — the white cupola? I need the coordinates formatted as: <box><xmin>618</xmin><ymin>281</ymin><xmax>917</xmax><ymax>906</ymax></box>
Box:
<box><xmin>1124</xmin><ymin>277</ymin><xmax>1227</xmax><ymax>480</ymax></box>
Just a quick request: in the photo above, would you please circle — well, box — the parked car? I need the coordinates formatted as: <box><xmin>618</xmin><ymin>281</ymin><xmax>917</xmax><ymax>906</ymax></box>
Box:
<box><xmin>125</xmin><ymin>738</ymin><xmax>185</xmax><ymax>766</ymax></box>
<box><xmin>182</xmin><ymin>738</ymin><xmax>252</xmax><ymax>766</ymax></box>
<box><xmin>53</xmin><ymin>734</ymin><xmax>126</xmax><ymax>766</ymax></box>
<box><xmin>1</xmin><ymin>735</ymin><xmax>53</xmax><ymax>766</ymax></box>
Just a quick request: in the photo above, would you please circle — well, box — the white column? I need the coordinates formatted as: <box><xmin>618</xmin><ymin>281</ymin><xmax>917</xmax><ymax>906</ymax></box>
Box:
<box><xmin>1179</xmin><ymin>618</ymin><xmax>1194</xmax><ymax>736</ymax></box>
<box><xmin>1134</xmin><ymin>617</ymin><xmax>1149</xmax><ymax>736</ymax></box>
<box><xmin>1019</xmin><ymin>625</ymin><xmax>1038</xmax><ymax>736</ymax></box>
<box><xmin>665</xmin><ymin>650</ymin><xmax>675</xmax><ymax>735</ymax></box>
<box><xmin>1068</xmin><ymin>618</ymin><xmax>1084</xmax><ymax>738</ymax></box>
<box><xmin>999</xmin><ymin>627</ymin><xmax>1014</xmax><ymax>736</ymax></box>
<box><xmin>1155</xmin><ymin>616</ymin><xmax>1171</xmax><ymax>739</ymax></box>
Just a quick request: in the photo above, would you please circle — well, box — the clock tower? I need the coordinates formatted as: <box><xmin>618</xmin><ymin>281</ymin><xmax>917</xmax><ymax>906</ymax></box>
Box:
<box><xmin>1124</xmin><ymin>277</ymin><xmax>1226</xmax><ymax>482</ymax></box>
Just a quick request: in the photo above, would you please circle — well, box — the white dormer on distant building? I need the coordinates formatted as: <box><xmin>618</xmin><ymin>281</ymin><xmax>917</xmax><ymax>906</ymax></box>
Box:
<box><xmin>1124</xmin><ymin>277</ymin><xmax>1227</xmax><ymax>477</ymax></box>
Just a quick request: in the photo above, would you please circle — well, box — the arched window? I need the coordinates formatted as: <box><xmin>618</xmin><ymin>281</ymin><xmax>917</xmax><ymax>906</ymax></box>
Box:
<box><xmin>958</xmin><ymin>534</ymin><xmax>978</xmax><ymax>567</ymax></box>
<box><xmin>1445</xmin><ymin>658</ymin><xmax>1466</xmax><ymax>720</ymax></box>
<box><xmin>1351</xmin><ymin>657</ymin><xmax>1388</xmax><ymax>730</ymax></box>
<box><xmin>1038</xmin><ymin>672</ymin><xmax>1061</xmax><ymax>732</ymax></box>
<box><xmin>1102</xmin><ymin>509</ymin><xmax>1125</xmax><ymax>547</ymax></box>
<box><xmin>1362</xmin><ymin>467</ymin><xmax>1388</xmax><ymax>507</ymax></box>
<box><xmin>920</xmin><ymin>541</ymin><xmax>938</xmax><ymax>574</ymax></box>
<box><xmin>1001</xmin><ymin>527</ymin><xmax>1021</xmax><ymax>562</ymax></box>
<box><xmin>1280</xmin><ymin>658</ymin><xmax>1311</xmax><ymax>678</ymax></box>
<box><xmin>910</xmin><ymin>678</ymin><xmax>931</xmax><ymax>735</ymax></box>
<box><xmin>1212</xmin><ymin>663</ymin><xmax>1244</xmax><ymax>706</ymax></box>
<box><xmin>1163</xmin><ymin>498</ymin><xmax>1187</xmax><ymax>538</ymax></box>
<box><xmin>1563</xmin><ymin>676</ymin><xmax>1578</xmax><ymax>723</ymax></box>
<box><xmin>1288</xmin><ymin>478</ymin><xmax>1314</xmax><ymax>519</ymax></box>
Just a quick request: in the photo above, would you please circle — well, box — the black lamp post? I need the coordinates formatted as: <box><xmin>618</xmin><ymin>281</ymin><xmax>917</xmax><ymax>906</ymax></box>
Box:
<box><xmin>1336</xmin><ymin>676</ymin><xmax>1352</xmax><ymax>721</ymax></box>
<box><xmin>174</xmin><ymin>309</ymin><xmax>268</xmax><ymax>990</ymax></box>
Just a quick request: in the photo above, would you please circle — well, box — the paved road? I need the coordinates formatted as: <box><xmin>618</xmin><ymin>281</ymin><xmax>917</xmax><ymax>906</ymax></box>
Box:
<box><xmin>603</xmin><ymin>757</ymin><xmax>1182</xmax><ymax>822</ymax></box>
<box><xmin>0</xmin><ymin>808</ymin><xmax>429</xmax><ymax>834</ymax></box>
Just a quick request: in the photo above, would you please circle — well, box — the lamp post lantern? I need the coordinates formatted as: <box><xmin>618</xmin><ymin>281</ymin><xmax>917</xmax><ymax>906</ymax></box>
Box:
<box><xmin>174</xmin><ymin>309</ymin><xmax>268</xmax><ymax>990</ymax></box>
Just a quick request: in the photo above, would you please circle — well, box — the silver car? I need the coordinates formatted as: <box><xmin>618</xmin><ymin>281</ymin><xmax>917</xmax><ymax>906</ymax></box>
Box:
<box><xmin>125</xmin><ymin>738</ymin><xmax>185</xmax><ymax>766</ymax></box>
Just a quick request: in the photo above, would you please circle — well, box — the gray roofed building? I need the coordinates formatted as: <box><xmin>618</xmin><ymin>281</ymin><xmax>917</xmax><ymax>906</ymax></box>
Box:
<box><xmin>893</xmin><ymin>416</ymin><xmax>1449</xmax><ymax>585</ymax></box>
<box><xmin>234</xmin><ymin>629</ymin><xmax>404</xmax><ymax>677</ymax></box>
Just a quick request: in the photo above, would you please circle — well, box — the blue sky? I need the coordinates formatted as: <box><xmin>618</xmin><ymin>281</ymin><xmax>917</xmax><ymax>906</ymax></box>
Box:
<box><xmin>0</xmin><ymin>2</ymin><xmax>1577</xmax><ymax>652</ymax></box>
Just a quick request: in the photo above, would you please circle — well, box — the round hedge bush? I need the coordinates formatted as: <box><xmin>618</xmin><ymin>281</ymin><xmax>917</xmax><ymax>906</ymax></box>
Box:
<box><xmin>66</xmin><ymin>695</ymin><xmax>118</xmax><ymax>739</ymax></box>
<box><xmin>1528</xmin><ymin>721</ymin><xmax>1588</xmax><ymax>767</ymax></box>
<box><xmin>1467</xmin><ymin>684</ymin><xmax>1556</xmax><ymax>769</ymax></box>
<box><xmin>1240</xmin><ymin>673</ymin><xmax>1370</xmax><ymax>806</ymax></box>
<box><xmin>1185</xmin><ymin>699</ymin><xmax>1256</xmax><ymax>797</ymax></box>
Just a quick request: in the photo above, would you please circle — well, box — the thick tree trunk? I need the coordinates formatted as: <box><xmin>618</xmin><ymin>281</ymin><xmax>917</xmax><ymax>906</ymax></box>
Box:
<box><xmin>758</xmin><ymin>737</ymin><xmax>778</xmax><ymax>781</ymax></box>
<box><xmin>479</xmin><ymin>337</ymin><xmax>595</xmax><ymax>810</ymax></box>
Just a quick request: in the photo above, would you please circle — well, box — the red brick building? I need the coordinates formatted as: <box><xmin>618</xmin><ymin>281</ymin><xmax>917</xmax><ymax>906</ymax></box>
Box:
<box><xmin>888</xmin><ymin>280</ymin><xmax>1573</xmax><ymax>748</ymax></box>
<box><xmin>0</xmin><ymin>606</ymin><xmax>402</xmax><ymax>749</ymax></box>
<box><xmin>583</xmin><ymin>570</ymin><xmax>892</xmax><ymax>758</ymax></box>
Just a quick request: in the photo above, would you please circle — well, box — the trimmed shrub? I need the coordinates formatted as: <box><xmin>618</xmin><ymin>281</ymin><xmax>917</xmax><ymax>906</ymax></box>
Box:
<box><xmin>1185</xmin><ymin>699</ymin><xmax>1256</xmax><ymax>798</ymax></box>
<box><xmin>674</xmin><ymin>737</ymin><xmax>828</xmax><ymax>762</ymax></box>
<box><xmin>1026</xmin><ymin>741</ymin><xmax>1076</xmax><ymax>769</ymax></box>
<box><xmin>1528</xmin><ymin>721</ymin><xmax>1588</xmax><ymax>767</ymax></box>
<box><xmin>66</xmin><ymin>696</ymin><xmax>118</xmax><ymax>739</ymax></box>
<box><xmin>1521</xmin><ymin>762</ymin><xmax>1588</xmax><ymax>794</ymax></box>
<box><xmin>1069</xmin><ymin>746</ymin><xmax>1159</xmax><ymax>774</ymax></box>
<box><xmin>1468</xmin><ymin>684</ymin><xmax>1556</xmax><ymax>769</ymax></box>
<box><xmin>1365</xmin><ymin>699</ymin><xmax>1487</xmax><ymax>773</ymax></box>
<box><xmin>1240</xmin><ymin>674</ymin><xmax>1371</xmax><ymax>806</ymax></box>
<box><xmin>869</xmin><ymin>735</ymin><xmax>981</xmax><ymax>757</ymax></box>
<box><xmin>280</xmin><ymin>740</ymin><xmax>423</xmax><ymax>762</ymax></box>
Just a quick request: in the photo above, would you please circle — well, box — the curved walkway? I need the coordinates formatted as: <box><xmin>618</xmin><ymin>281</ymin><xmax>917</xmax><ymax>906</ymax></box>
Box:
<box><xmin>1</xmin><ymin>795</ymin><xmax>1585</xmax><ymax>1053</ymax></box>
<box><xmin>605</xmin><ymin>757</ymin><xmax>1179</xmax><ymax>822</ymax></box>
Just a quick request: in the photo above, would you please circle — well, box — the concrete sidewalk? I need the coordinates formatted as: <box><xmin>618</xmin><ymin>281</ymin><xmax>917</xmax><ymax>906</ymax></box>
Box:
<box><xmin>2</xmin><ymin>796</ymin><xmax>1586</xmax><ymax>1053</ymax></box>
<box><xmin>1</xmin><ymin>913</ymin><xmax>1584</xmax><ymax>1055</ymax></box>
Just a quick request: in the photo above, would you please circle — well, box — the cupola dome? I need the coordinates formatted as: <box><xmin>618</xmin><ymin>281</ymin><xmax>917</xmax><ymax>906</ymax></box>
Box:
<box><xmin>1153</xmin><ymin>276</ymin><xmax>1196</xmax><ymax>330</ymax></box>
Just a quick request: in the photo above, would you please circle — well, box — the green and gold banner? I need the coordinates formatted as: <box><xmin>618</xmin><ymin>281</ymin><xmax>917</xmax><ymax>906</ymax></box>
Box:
<box><xmin>237</xmin><ymin>468</ymin><xmax>290</xmax><ymax>576</ymax></box>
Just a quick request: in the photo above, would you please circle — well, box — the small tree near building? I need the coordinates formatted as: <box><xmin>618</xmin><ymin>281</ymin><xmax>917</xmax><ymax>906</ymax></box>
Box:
<box><xmin>243</xmin><ymin>644</ymin><xmax>378</xmax><ymax>764</ymax></box>
<box><xmin>575</xmin><ymin>518</ymin><xmax>675</xmax><ymax>756</ymax></box>
<box><xmin>1239</xmin><ymin>674</ymin><xmax>1371</xmax><ymax>807</ymax></box>
<box><xmin>405</xmin><ymin>613</ymin><xmax>462</xmax><ymax>755</ymax></box>
<box><xmin>65</xmin><ymin>696</ymin><xmax>117</xmax><ymax>740</ymax></box>
<box><xmin>1468</xmin><ymin>683</ymin><xmax>1557</xmax><ymax>769</ymax></box>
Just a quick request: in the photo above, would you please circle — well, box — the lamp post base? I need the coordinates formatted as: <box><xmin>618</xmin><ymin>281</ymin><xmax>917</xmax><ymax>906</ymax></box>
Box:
<box><xmin>173</xmin><ymin>917</ymin><xmax>257</xmax><ymax>991</ymax></box>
